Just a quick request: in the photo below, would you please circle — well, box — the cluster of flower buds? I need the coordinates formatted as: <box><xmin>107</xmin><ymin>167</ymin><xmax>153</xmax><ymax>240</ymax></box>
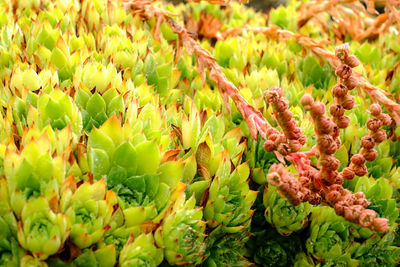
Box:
<box><xmin>263</xmin><ymin>87</ymin><xmax>306</xmax><ymax>155</ymax></box>
<box><xmin>330</xmin><ymin>43</ymin><xmax>359</xmax><ymax>130</ymax></box>
<box><xmin>267</xmin><ymin>163</ymin><xmax>313</xmax><ymax>206</ymax></box>
<box><xmin>335</xmin><ymin>43</ymin><xmax>359</xmax><ymax>90</ymax></box>
<box><xmin>326</xmin><ymin>184</ymin><xmax>388</xmax><ymax>232</ymax></box>
<box><xmin>301</xmin><ymin>94</ymin><xmax>342</xmax><ymax>186</ymax></box>
<box><xmin>342</xmin><ymin>104</ymin><xmax>391</xmax><ymax>180</ymax></box>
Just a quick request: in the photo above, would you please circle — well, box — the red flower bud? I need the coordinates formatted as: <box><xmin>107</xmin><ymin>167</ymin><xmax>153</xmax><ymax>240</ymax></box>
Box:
<box><xmin>340</xmin><ymin>94</ymin><xmax>355</xmax><ymax>110</ymax></box>
<box><xmin>318</xmin><ymin>134</ymin><xmax>337</xmax><ymax>154</ymax></box>
<box><xmin>361</xmin><ymin>136</ymin><xmax>375</xmax><ymax>149</ymax></box>
<box><xmin>316</xmin><ymin>116</ymin><xmax>334</xmax><ymax>134</ymax></box>
<box><xmin>342</xmin><ymin>167</ymin><xmax>355</xmax><ymax>180</ymax></box>
<box><xmin>378</xmin><ymin>113</ymin><xmax>392</xmax><ymax>126</ymax></box>
<box><xmin>266</xmin><ymin>128</ymin><xmax>278</xmax><ymax>135</ymax></box>
<box><xmin>265</xmin><ymin>87</ymin><xmax>282</xmax><ymax>103</ymax></box>
<box><xmin>336</xmin><ymin>115</ymin><xmax>350</xmax><ymax>129</ymax></box>
<box><xmin>287</xmin><ymin>127</ymin><xmax>303</xmax><ymax>140</ymax></box>
<box><xmin>326</xmin><ymin>190</ymin><xmax>342</xmax><ymax>203</ymax></box>
<box><xmin>263</xmin><ymin>140</ymin><xmax>276</xmax><ymax>152</ymax></box>
<box><xmin>300</xmin><ymin>94</ymin><xmax>314</xmax><ymax>109</ymax></box>
<box><xmin>351</xmin><ymin>154</ymin><xmax>365</xmax><ymax>166</ymax></box>
<box><xmin>311</xmin><ymin>102</ymin><xmax>326</xmax><ymax>117</ymax></box>
<box><xmin>320</xmin><ymin>155</ymin><xmax>340</xmax><ymax>171</ymax></box>
<box><xmin>345</xmin><ymin>55</ymin><xmax>360</xmax><ymax>68</ymax></box>
<box><xmin>334</xmin><ymin>203</ymin><xmax>345</xmax><ymax>215</ymax></box>
<box><xmin>361</xmin><ymin>148</ymin><xmax>378</xmax><ymax>162</ymax></box>
<box><xmin>336</xmin><ymin>64</ymin><xmax>352</xmax><ymax>79</ymax></box>
<box><xmin>359</xmin><ymin>210</ymin><xmax>376</xmax><ymax>227</ymax></box>
<box><xmin>308</xmin><ymin>193</ymin><xmax>322</xmax><ymax>205</ymax></box>
<box><xmin>335</xmin><ymin>43</ymin><xmax>350</xmax><ymax>61</ymax></box>
<box><xmin>373</xmin><ymin>129</ymin><xmax>387</xmax><ymax>143</ymax></box>
<box><xmin>352</xmin><ymin>192</ymin><xmax>370</xmax><ymax>207</ymax></box>
<box><xmin>352</xmin><ymin>164</ymin><xmax>367</xmax><ymax>177</ymax></box>
<box><xmin>275</xmin><ymin>135</ymin><xmax>287</xmax><ymax>146</ymax></box>
<box><xmin>332</xmin><ymin>83</ymin><xmax>348</xmax><ymax>98</ymax></box>
<box><xmin>280</xmin><ymin>110</ymin><xmax>293</xmax><ymax>122</ymax></box>
<box><xmin>367</xmin><ymin>117</ymin><xmax>382</xmax><ymax>131</ymax></box>
<box><xmin>269</xmin><ymin>133</ymin><xmax>279</xmax><ymax>142</ymax></box>
<box><xmin>330</xmin><ymin>104</ymin><xmax>345</xmax><ymax>117</ymax></box>
<box><xmin>275</xmin><ymin>98</ymin><xmax>289</xmax><ymax>112</ymax></box>
<box><xmin>289</xmin><ymin>140</ymin><xmax>302</xmax><ymax>152</ymax></box>
<box><xmin>372</xmin><ymin>217</ymin><xmax>389</xmax><ymax>232</ymax></box>
<box><xmin>299</xmin><ymin>135</ymin><xmax>307</xmax><ymax>145</ymax></box>
<box><xmin>369</xmin><ymin>104</ymin><xmax>382</xmax><ymax>116</ymax></box>
<box><xmin>277</xmin><ymin>143</ymin><xmax>290</xmax><ymax>155</ymax></box>
<box><xmin>284</xmin><ymin>119</ymin><xmax>299</xmax><ymax>131</ymax></box>
<box><xmin>343</xmin><ymin>76</ymin><xmax>358</xmax><ymax>90</ymax></box>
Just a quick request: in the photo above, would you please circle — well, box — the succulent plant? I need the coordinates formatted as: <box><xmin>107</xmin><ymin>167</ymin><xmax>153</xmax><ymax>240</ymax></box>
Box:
<box><xmin>61</xmin><ymin>178</ymin><xmax>115</xmax><ymax>249</ymax></box>
<box><xmin>202</xmin><ymin>226</ymin><xmax>252</xmax><ymax>267</ymax></box>
<box><xmin>119</xmin><ymin>233</ymin><xmax>163</xmax><ymax>267</ymax></box>
<box><xmin>203</xmin><ymin>157</ymin><xmax>257</xmax><ymax>230</ymax></box>
<box><xmin>17</xmin><ymin>197</ymin><xmax>69</xmax><ymax>259</ymax></box>
<box><xmin>263</xmin><ymin>183</ymin><xmax>312</xmax><ymax>235</ymax></box>
<box><xmin>306</xmin><ymin>206</ymin><xmax>352</xmax><ymax>262</ymax></box>
<box><xmin>247</xmin><ymin>224</ymin><xmax>302</xmax><ymax>267</ymax></box>
<box><xmin>155</xmin><ymin>190</ymin><xmax>207</xmax><ymax>266</ymax></box>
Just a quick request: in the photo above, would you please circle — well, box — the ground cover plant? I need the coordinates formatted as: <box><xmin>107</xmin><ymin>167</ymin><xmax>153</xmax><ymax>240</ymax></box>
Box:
<box><xmin>0</xmin><ymin>0</ymin><xmax>400</xmax><ymax>266</ymax></box>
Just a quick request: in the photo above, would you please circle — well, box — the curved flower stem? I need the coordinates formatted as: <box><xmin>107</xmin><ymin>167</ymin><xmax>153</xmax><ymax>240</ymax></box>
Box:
<box><xmin>222</xmin><ymin>25</ymin><xmax>400</xmax><ymax>126</ymax></box>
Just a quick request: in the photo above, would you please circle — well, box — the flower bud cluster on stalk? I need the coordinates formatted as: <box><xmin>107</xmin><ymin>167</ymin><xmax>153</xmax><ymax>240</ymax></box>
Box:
<box><xmin>343</xmin><ymin>103</ymin><xmax>392</xmax><ymax>180</ymax></box>
<box><xmin>263</xmin><ymin>86</ymin><xmax>306</xmax><ymax>155</ymax></box>
<box><xmin>266</xmin><ymin>45</ymin><xmax>390</xmax><ymax>232</ymax></box>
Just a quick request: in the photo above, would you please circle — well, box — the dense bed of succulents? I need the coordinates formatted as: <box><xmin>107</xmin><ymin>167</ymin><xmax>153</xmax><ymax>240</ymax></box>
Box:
<box><xmin>0</xmin><ymin>0</ymin><xmax>400</xmax><ymax>266</ymax></box>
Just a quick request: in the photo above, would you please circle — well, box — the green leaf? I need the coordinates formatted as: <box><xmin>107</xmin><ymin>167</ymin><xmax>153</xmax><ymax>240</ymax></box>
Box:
<box><xmin>86</xmin><ymin>93</ymin><xmax>106</xmax><ymax>118</ymax></box>
<box><xmin>161</xmin><ymin>22</ymin><xmax>178</xmax><ymax>41</ymax></box>
<box><xmin>334</xmin><ymin>145</ymin><xmax>348</xmax><ymax>167</ymax></box>
<box><xmin>89</xmin><ymin>148</ymin><xmax>110</xmax><ymax>180</ymax></box>
<box><xmin>50</xmin><ymin>47</ymin><xmax>67</xmax><ymax>69</ymax></box>
<box><xmin>135</xmin><ymin>141</ymin><xmax>160</xmax><ymax>175</ymax></box>
<box><xmin>112</xmin><ymin>142</ymin><xmax>137</xmax><ymax>177</ymax></box>
<box><xmin>158</xmin><ymin>161</ymin><xmax>184</xmax><ymax>188</ymax></box>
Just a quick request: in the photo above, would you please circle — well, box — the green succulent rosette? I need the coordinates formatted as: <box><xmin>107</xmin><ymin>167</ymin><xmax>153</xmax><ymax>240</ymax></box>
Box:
<box><xmin>306</xmin><ymin>206</ymin><xmax>352</xmax><ymax>262</ymax></box>
<box><xmin>75</xmin><ymin>89</ymin><xmax>125</xmax><ymax>132</ymax></box>
<box><xmin>17</xmin><ymin>197</ymin><xmax>69</xmax><ymax>260</ymax></box>
<box><xmin>85</xmin><ymin>115</ymin><xmax>183</xmax><ymax>225</ymax></box>
<box><xmin>119</xmin><ymin>233</ymin><xmax>163</xmax><ymax>267</ymax></box>
<box><xmin>37</xmin><ymin>90</ymin><xmax>82</xmax><ymax>134</ymax></box>
<box><xmin>247</xmin><ymin>225</ymin><xmax>302</xmax><ymax>267</ymax></box>
<box><xmin>60</xmin><ymin>178</ymin><xmax>115</xmax><ymax>249</ymax></box>
<box><xmin>73</xmin><ymin>62</ymin><xmax>126</xmax><ymax>132</ymax></box>
<box><xmin>203</xmin><ymin>158</ymin><xmax>257</xmax><ymax>229</ymax></box>
<box><xmin>4</xmin><ymin>133</ymin><xmax>67</xmax><ymax>215</ymax></box>
<box><xmin>202</xmin><ymin>225</ymin><xmax>252</xmax><ymax>267</ymax></box>
<box><xmin>263</xmin><ymin>183</ymin><xmax>312</xmax><ymax>235</ymax></box>
<box><xmin>155</xmin><ymin>190</ymin><xmax>207</xmax><ymax>266</ymax></box>
<box><xmin>347</xmin><ymin>233</ymin><xmax>400</xmax><ymax>267</ymax></box>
